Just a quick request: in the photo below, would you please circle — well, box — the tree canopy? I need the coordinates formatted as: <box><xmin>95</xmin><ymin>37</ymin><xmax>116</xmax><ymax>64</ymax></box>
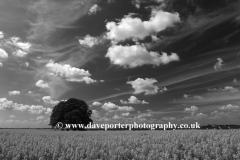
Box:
<box><xmin>49</xmin><ymin>98</ymin><xmax>92</xmax><ymax>130</ymax></box>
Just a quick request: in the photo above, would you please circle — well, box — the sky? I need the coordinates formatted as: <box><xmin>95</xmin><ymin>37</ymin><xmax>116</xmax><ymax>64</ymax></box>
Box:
<box><xmin>0</xmin><ymin>0</ymin><xmax>240</xmax><ymax>128</ymax></box>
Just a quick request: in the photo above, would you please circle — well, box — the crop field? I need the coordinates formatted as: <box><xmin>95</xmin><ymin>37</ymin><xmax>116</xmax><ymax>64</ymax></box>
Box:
<box><xmin>0</xmin><ymin>129</ymin><xmax>240</xmax><ymax>160</ymax></box>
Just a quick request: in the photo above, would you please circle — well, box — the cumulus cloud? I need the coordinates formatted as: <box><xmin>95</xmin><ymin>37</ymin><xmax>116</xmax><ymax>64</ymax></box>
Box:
<box><xmin>222</xmin><ymin>86</ymin><xmax>238</xmax><ymax>93</ymax></box>
<box><xmin>134</xmin><ymin>113</ymin><xmax>153</xmax><ymax>120</ymax></box>
<box><xmin>208</xmin><ymin>86</ymin><xmax>238</xmax><ymax>93</ymax></box>
<box><xmin>36</xmin><ymin>80</ymin><xmax>49</xmax><ymax>88</ymax></box>
<box><xmin>214</xmin><ymin>58</ymin><xmax>225</xmax><ymax>71</ymax></box>
<box><xmin>210</xmin><ymin>110</ymin><xmax>230</xmax><ymax>119</ymax></box>
<box><xmin>184</xmin><ymin>106</ymin><xmax>199</xmax><ymax>116</ymax></box>
<box><xmin>24</xmin><ymin>62</ymin><xmax>29</xmax><ymax>67</ymax></box>
<box><xmin>0</xmin><ymin>31</ymin><xmax>4</xmax><ymax>39</ymax></box>
<box><xmin>127</xmin><ymin>78</ymin><xmax>159</xmax><ymax>95</ymax></box>
<box><xmin>9</xmin><ymin>91</ymin><xmax>21</xmax><ymax>95</ymax></box>
<box><xmin>159</xmin><ymin>86</ymin><xmax>168</xmax><ymax>93</ymax></box>
<box><xmin>233</xmin><ymin>78</ymin><xmax>238</xmax><ymax>83</ymax></box>
<box><xmin>101</xmin><ymin>102</ymin><xmax>134</xmax><ymax>112</ymax></box>
<box><xmin>10</xmin><ymin>37</ymin><xmax>32</xmax><ymax>52</ymax></box>
<box><xmin>9</xmin><ymin>115</ymin><xmax>15</xmax><ymax>118</ymax></box>
<box><xmin>92</xmin><ymin>110</ymin><xmax>100</xmax><ymax>117</ymax></box>
<box><xmin>0</xmin><ymin>97</ymin><xmax>52</xmax><ymax>114</ymax></box>
<box><xmin>113</xmin><ymin>114</ymin><xmax>121</xmax><ymax>119</ymax></box>
<box><xmin>0</xmin><ymin>62</ymin><xmax>3</xmax><ymax>67</ymax></box>
<box><xmin>183</xmin><ymin>94</ymin><xmax>203</xmax><ymax>100</ymax></box>
<box><xmin>162</xmin><ymin>117</ymin><xmax>176</xmax><ymax>121</ymax></box>
<box><xmin>28</xmin><ymin>105</ymin><xmax>52</xmax><ymax>114</ymax></box>
<box><xmin>36</xmin><ymin>116</ymin><xmax>44</xmax><ymax>120</ymax></box>
<box><xmin>106</xmin><ymin>44</ymin><xmax>179</xmax><ymax>68</ymax></box>
<box><xmin>42</xmin><ymin>96</ymin><xmax>59</xmax><ymax>105</ymax></box>
<box><xmin>79</xmin><ymin>35</ymin><xmax>100</xmax><ymax>47</ymax></box>
<box><xmin>0</xmin><ymin>98</ymin><xmax>15</xmax><ymax>110</ymax></box>
<box><xmin>183</xmin><ymin>94</ymin><xmax>190</xmax><ymax>99</ymax></box>
<box><xmin>120</xmin><ymin>96</ymin><xmax>149</xmax><ymax>104</ymax></box>
<box><xmin>101</xmin><ymin>102</ymin><xmax>118</xmax><ymax>111</ymax></box>
<box><xmin>46</xmin><ymin>60</ymin><xmax>97</xmax><ymax>84</ymax></box>
<box><xmin>195</xmin><ymin>113</ymin><xmax>208</xmax><ymax>118</ymax></box>
<box><xmin>184</xmin><ymin>106</ymin><xmax>199</xmax><ymax>112</ymax></box>
<box><xmin>92</xmin><ymin>102</ymin><xmax>102</xmax><ymax>107</ymax></box>
<box><xmin>106</xmin><ymin>10</ymin><xmax>180</xmax><ymax>42</ymax></box>
<box><xmin>0</xmin><ymin>48</ymin><xmax>8</xmax><ymax>60</ymax></box>
<box><xmin>121</xmin><ymin>112</ymin><xmax>130</xmax><ymax>116</ymax></box>
<box><xmin>118</xmin><ymin>106</ymin><xmax>135</xmax><ymax>112</ymax></box>
<box><xmin>193</xmin><ymin>95</ymin><xmax>204</xmax><ymax>100</ymax></box>
<box><xmin>88</xmin><ymin>4</ymin><xmax>101</xmax><ymax>15</ymax></box>
<box><xmin>12</xmin><ymin>49</ymin><xmax>28</xmax><ymax>57</ymax></box>
<box><xmin>219</xmin><ymin>104</ymin><xmax>240</xmax><ymax>110</ymax></box>
<box><xmin>9</xmin><ymin>37</ymin><xmax>32</xmax><ymax>57</ymax></box>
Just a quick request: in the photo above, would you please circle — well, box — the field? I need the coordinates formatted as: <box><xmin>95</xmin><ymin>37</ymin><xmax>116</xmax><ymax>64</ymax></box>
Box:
<box><xmin>0</xmin><ymin>129</ymin><xmax>240</xmax><ymax>160</ymax></box>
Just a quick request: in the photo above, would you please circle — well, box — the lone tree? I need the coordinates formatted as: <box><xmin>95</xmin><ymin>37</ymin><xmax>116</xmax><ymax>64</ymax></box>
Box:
<box><xmin>49</xmin><ymin>98</ymin><xmax>92</xmax><ymax>130</ymax></box>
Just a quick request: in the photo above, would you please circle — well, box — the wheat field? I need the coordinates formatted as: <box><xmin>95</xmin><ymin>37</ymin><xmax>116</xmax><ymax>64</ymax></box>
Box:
<box><xmin>0</xmin><ymin>129</ymin><xmax>240</xmax><ymax>160</ymax></box>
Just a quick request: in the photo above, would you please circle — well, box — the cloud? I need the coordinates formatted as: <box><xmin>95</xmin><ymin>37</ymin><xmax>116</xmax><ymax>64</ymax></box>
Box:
<box><xmin>127</xmin><ymin>78</ymin><xmax>159</xmax><ymax>95</ymax></box>
<box><xmin>118</xmin><ymin>106</ymin><xmax>135</xmax><ymax>112</ymax></box>
<box><xmin>223</xmin><ymin>86</ymin><xmax>238</xmax><ymax>93</ymax></box>
<box><xmin>183</xmin><ymin>113</ymin><xmax>208</xmax><ymax>120</ymax></box>
<box><xmin>36</xmin><ymin>116</ymin><xmax>44</xmax><ymax>120</ymax></box>
<box><xmin>101</xmin><ymin>102</ymin><xmax>134</xmax><ymax>112</ymax></box>
<box><xmin>46</xmin><ymin>60</ymin><xmax>97</xmax><ymax>84</ymax></box>
<box><xmin>106</xmin><ymin>44</ymin><xmax>179</xmax><ymax>68</ymax></box>
<box><xmin>0</xmin><ymin>31</ymin><xmax>4</xmax><ymax>39</ymax></box>
<box><xmin>88</xmin><ymin>4</ymin><xmax>101</xmax><ymax>15</ymax></box>
<box><xmin>233</xmin><ymin>78</ymin><xmax>238</xmax><ymax>83</ymax></box>
<box><xmin>134</xmin><ymin>113</ymin><xmax>153</xmax><ymax>121</ymax></box>
<box><xmin>210</xmin><ymin>110</ymin><xmax>230</xmax><ymax>119</ymax></box>
<box><xmin>184</xmin><ymin>106</ymin><xmax>199</xmax><ymax>116</ymax></box>
<box><xmin>92</xmin><ymin>101</ymin><xmax>102</xmax><ymax>107</ymax></box>
<box><xmin>195</xmin><ymin>113</ymin><xmax>208</xmax><ymax>118</ymax></box>
<box><xmin>214</xmin><ymin>58</ymin><xmax>225</xmax><ymax>71</ymax></box>
<box><xmin>27</xmin><ymin>105</ymin><xmax>52</xmax><ymax>114</ymax></box>
<box><xmin>193</xmin><ymin>95</ymin><xmax>204</xmax><ymax>100</ymax></box>
<box><xmin>36</xmin><ymin>80</ymin><xmax>49</xmax><ymax>88</ymax></box>
<box><xmin>0</xmin><ymin>48</ymin><xmax>8</xmax><ymax>60</ymax></box>
<box><xmin>121</xmin><ymin>112</ymin><xmax>130</xmax><ymax>116</ymax></box>
<box><xmin>28</xmin><ymin>0</ymin><xmax>93</xmax><ymax>41</ymax></box>
<box><xmin>159</xmin><ymin>86</ymin><xmax>168</xmax><ymax>93</ymax></box>
<box><xmin>113</xmin><ymin>114</ymin><xmax>121</xmax><ymax>119</ymax></box>
<box><xmin>101</xmin><ymin>102</ymin><xmax>118</xmax><ymax>111</ymax></box>
<box><xmin>0</xmin><ymin>97</ymin><xmax>52</xmax><ymax>114</ymax></box>
<box><xmin>208</xmin><ymin>86</ymin><xmax>238</xmax><ymax>93</ymax></box>
<box><xmin>79</xmin><ymin>35</ymin><xmax>100</xmax><ymax>47</ymax></box>
<box><xmin>132</xmin><ymin>0</ymin><xmax>164</xmax><ymax>9</ymax></box>
<box><xmin>0</xmin><ymin>62</ymin><xmax>2</xmax><ymax>67</ymax></box>
<box><xmin>162</xmin><ymin>117</ymin><xmax>176</xmax><ymax>121</ymax></box>
<box><xmin>120</xmin><ymin>96</ymin><xmax>149</xmax><ymax>104</ymax></box>
<box><xmin>42</xmin><ymin>96</ymin><xmax>59</xmax><ymax>105</ymax></box>
<box><xmin>9</xmin><ymin>115</ymin><xmax>15</xmax><ymax>119</ymax></box>
<box><xmin>183</xmin><ymin>94</ymin><xmax>189</xmax><ymax>99</ymax></box>
<box><xmin>106</xmin><ymin>10</ymin><xmax>180</xmax><ymax>42</ymax></box>
<box><xmin>183</xmin><ymin>94</ymin><xmax>203</xmax><ymax>100</ymax></box>
<box><xmin>12</xmin><ymin>49</ymin><xmax>28</xmax><ymax>57</ymax></box>
<box><xmin>0</xmin><ymin>98</ymin><xmax>15</xmax><ymax>110</ymax></box>
<box><xmin>10</xmin><ymin>37</ymin><xmax>32</xmax><ymax>52</ymax></box>
<box><xmin>8</xmin><ymin>91</ymin><xmax>21</xmax><ymax>95</ymax></box>
<box><xmin>219</xmin><ymin>104</ymin><xmax>240</xmax><ymax>110</ymax></box>
<box><xmin>184</xmin><ymin>106</ymin><xmax>199</xmax><ymax>112</ymax></box>
<box><xmin>92</xmin><ymin>110</ymin><xmax>100</xmax><ymax>117</ymax></box>
<box><xmin>24</xmin><ymin>62</ymin><xmax>29</xmax><ymax>67</ymax></box>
